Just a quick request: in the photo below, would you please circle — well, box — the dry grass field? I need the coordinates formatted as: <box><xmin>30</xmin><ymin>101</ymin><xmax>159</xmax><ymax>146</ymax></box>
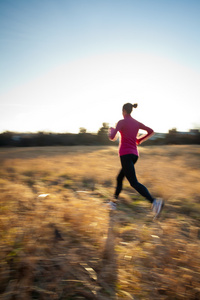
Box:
<box><xmin>0</xmin><ymin>145</ymin><xmax>200</xmax><ymax>300</ymax></box>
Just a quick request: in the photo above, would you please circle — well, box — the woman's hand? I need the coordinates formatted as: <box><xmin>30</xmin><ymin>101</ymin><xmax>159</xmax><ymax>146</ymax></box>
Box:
<box><xmin>109</xmin><ymin>127</ymin><xmax>118</xmax><ymax>141</ymax></box>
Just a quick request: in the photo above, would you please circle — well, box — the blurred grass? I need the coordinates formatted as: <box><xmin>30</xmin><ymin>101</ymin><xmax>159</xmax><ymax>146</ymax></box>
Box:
<box><xmin>0</xmin><ymin>145</ymin><xmax>200</xmax><ymax>299</ymax></box>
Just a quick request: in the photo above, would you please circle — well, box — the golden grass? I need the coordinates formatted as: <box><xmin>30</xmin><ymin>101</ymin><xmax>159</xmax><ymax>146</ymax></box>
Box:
<box><xmin>0</xmin><ymin>145</ymin><xmax>200</xmax><ymax>299</ymax></box>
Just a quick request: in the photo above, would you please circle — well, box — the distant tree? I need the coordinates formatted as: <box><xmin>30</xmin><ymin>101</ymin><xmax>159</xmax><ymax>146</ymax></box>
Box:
<box><xmin>79</xmin><ymin>127</ymin><xmax>87</xmax><ymax>134</ymax></box>
<box><xmin>97</xmin><ymin>123</ymin><xmax>110</xmax><ymax>144</ymax></box>
<box><xmin>98</xmin><ymin>122</ymin><xmax>109</xmax><ymax>135</ymax></box>
<box><xmin>0</xmin><ymin>131</ymin><xmax>13</xmax><ymax>146</ymax></box>
<box><xmin>168</xmin><ymin>128</ymin><xmax>177</xmax><ymax>134</ymax></box>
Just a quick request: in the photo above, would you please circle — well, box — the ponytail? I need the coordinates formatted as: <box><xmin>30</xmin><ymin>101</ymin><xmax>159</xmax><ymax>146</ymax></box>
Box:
<box><xmin>123</xmin><ymin>102</ymin><xmax>138</xmax><ymax>114</ymax></box>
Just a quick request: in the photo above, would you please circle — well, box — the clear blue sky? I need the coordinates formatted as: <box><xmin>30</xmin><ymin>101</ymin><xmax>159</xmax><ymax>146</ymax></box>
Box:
<box><xmin>0</xmin><ymin>0</ymin><xmax>200</xmax><ymax>133</ymax></box>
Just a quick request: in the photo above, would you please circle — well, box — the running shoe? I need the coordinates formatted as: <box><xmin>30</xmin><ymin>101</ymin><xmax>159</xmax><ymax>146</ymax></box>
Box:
<box><xmin>152</xmin><ymin>198</ymin><xmax>164</xmax><ymax>219</ymax></box>
<box><xmin>109</xmin><ymin>201</ymin><xmax>117</xmax><ymax>210</ymax></box>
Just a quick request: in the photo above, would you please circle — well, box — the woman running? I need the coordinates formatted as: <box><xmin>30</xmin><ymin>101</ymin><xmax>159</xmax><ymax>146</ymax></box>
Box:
<box><xmin>109</xmin><ymin>103</ymin><xmax>163</xmax><ymax>217</ymax></box>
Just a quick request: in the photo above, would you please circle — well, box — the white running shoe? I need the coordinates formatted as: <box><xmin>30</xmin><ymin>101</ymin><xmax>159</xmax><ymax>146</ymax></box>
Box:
<box><xmin>109</xmin><ymin>201</ymin><xmax>117</xmax><ymax>210</ymax></box>
<box><xmin>152</xmin><ymin>198</ymin><xmax>164</xmax><ymax>219</ymax></box>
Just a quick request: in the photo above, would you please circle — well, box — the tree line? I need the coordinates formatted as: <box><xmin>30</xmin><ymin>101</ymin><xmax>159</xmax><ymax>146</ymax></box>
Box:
<box><xmin>0</xmin><ymin>123</ymin><xmax>114</xmax><ymax>147</ymax></box>
<box><xmin>0</xmin><ymin>124</ymin><xmax>199</xmax><ymax>147</ymax></box>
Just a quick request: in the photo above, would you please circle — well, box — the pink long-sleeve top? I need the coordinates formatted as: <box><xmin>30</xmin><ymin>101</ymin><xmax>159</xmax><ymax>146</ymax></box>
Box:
<box><xmin>109</xmin><ymin>115</ymin><xmax>154</xmax><ymax>156</ymax></box>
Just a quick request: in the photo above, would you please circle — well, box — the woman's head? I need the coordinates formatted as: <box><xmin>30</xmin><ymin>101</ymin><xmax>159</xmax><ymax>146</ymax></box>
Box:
<box><xmin>122</xmin><ymin>103</ymin><xmax>138</xmax><ymax>115</ymax></box>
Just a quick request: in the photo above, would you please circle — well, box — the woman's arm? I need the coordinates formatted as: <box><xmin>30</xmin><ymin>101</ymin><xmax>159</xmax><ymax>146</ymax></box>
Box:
<box><xmin>108</xmin><ymin>127</ymin><xmax>118</xmax><ymax>141</ymax></box>
<box><xmin>136</xmin><ymin>123</ymin><xmax>154</xmax><ymax>145</ymax></box>
<box><xmin>108</xmin><ymin>121</ymin><xmax>121</xmax><ymax>141</ymax></box>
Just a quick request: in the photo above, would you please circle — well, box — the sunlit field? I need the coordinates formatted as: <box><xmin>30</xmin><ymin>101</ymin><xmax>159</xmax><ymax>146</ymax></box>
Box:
<box><xmin>0</xmin><ymin>145</ymin><xmax>200</xmax><ymax>299</ymax></box>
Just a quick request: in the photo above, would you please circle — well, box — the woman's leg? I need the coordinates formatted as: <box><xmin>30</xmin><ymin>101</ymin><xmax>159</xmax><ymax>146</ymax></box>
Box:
<box><xmin>120</xmin><ymin>154</ymin><xmax>154</xmax><ymax>203</ymax></box>
<box><xmin>114</xmin><ymin>168</ymin><xmax>125</xmax><ymax>199</ymax></box>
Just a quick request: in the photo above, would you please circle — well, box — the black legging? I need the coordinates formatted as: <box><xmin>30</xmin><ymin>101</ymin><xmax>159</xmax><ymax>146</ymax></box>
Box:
<box><xmin>114</xmin><ymin>154</ymin><xmax>154</xmax><ymax>203</ymax></box>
